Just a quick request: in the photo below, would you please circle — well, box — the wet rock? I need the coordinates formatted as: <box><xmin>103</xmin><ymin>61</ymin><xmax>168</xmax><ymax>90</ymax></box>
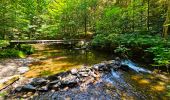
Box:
<box><xmin>15</xmin><ymin>86</ymin><xmax>22</xmax><ymax>92</ymax></box>
<box><xmin>71</xmin><ymin>69</ymin><xmax>78</xmax><ymax>75</ymax></box>
<box><xmin>52</xmin><ymin>83</ymin><xmax>61</xmax><ymax>90</ymax></box>
<box><xmin>120</xmin><ymin>64</ymin><xmax>130</xmax><ymax>71</ymax></box>
<box><xmin>49</xmin><ymin>80</ymin><xmax>60</xmax><ymax>85</ymax></box>
<box><xmin>61</xmin><ymin>74</ymin><xmax>78</xmax><ymax>85</ymax></box>
<box><xmin>107</xmin><ymin>60</ymin><xmax>116</xmax><ymax>64</ymax></box>
<box><xmin>78</xmin><ymin>72</ymin><xmax>89</xmax><ymax>77</ymax></box>
<box><xmin>90</xmin><ymin>71</ymin><xmax>100</xmax><ymax>78</ymax></box>
<box><xmin>18</xmin><ymin>67</ymin><xmax>29</xmax><ymax>74</ymax></box>
<box><xmin>22</xmin><ymin>84</ymin><xmax>36</xmax><ymax>91</ymax></box>
<box><xmin>93</xmin><ymin>63</ymin><xmax>106</xmax><ymax>71</ymax></box>
<box><xmin>106</xmin><ymin>58</ymin><xmax>121</xmax><ymax>69</ymax></box>
<box><xmin>30</xmin><ymin>78</ymin><xmax>48</xmax><ymax>86</ymax></box>
<box><xmin>93</xmin><ymin>64</ymin><xmax>99</xmax><ymax>70</ymax></box>
<box><xmin>47</xmin><ymin>80</ymin><xmax>61</xmax><ymax>89</ymax></box>
<box><xmin>115</xmin><ymin>57</ymin><xmax>121</xmax><ymax>67</ymax></box>
<box><xmin>37</xmin><ymin>86</ymin><xmax>48</xmax><ymax>91</ymax></box>
<box><xmin>78</xmin><ymin>68</ymin><xmax>90</xmax><ymax>72</ymax></box>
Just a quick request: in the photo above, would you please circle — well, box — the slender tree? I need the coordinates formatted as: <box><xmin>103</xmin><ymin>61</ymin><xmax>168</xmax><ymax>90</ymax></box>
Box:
<box><xmin>163</xmin><ymin>0</ymin><xmax>170</xmax><ymax>39</ymax></box>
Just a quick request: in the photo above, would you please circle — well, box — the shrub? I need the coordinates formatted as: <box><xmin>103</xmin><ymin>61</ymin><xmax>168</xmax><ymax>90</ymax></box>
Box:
<box><xmin>20</xmin><ymin>44</ymin><xmax>35</xmax><ymax>55</ymax></box>
<box><xmin>0</xmin><ymin>49</ymin><xmax>25</xmax><ymax>58</ymax></box>
<box><xmin>0</xmin><ymin>40</ymin><xmax>9</xmax><ymax>49</ymax></box>
<box><xmin>92</xmin><ymin>33</ymin><xmax>170</xmax><ymax>66</ymax></box>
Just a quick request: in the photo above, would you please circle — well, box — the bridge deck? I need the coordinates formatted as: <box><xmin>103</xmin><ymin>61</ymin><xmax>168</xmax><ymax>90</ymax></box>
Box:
<box><xmin>10</xmin><ymin>39</ymin><xmax>85</xmax><ymax>44</ymax></box>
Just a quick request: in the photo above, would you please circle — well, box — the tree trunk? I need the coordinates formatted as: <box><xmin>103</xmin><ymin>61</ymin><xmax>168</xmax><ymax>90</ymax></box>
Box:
<box><xmin>147</xmin><ymin>0</ymin><xmax>150</xmax><ymax>32</ymax></box>
<box><xmin>163</xmin><ymin>0</ymin><xmax>170</xmax><ymax>39</ymax></box>
<box><xmin>84</xmin><ymin>0</ymin><xmax>87</xmax><ymax>38</ymax></box>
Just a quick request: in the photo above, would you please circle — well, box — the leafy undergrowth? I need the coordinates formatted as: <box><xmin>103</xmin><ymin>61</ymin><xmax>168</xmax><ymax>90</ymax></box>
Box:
<box><xmin>0</xmin><ymin>43</ymin><xmax>35</xmax><ymax>58</ymax></box>
<box><xmin>0</xmin><ymin>40</ymin><xmax>10</xmax><ymax>49</ymax></box>
<box><xmin>0</xmin><ymin>49</ymin><xmax>26</xmax><ymax>58</ymax></box>
<box><xmin>92</xmin><ymin>33</ymin><xmax>170</xmax><ymax>67</ymax></box>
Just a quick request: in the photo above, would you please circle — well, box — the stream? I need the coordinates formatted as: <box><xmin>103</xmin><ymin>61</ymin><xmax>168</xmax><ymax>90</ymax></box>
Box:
<box><xmin>1</xmin><ymin>44</ymin><xmax>170</xmax><ymax>100</ymax></box>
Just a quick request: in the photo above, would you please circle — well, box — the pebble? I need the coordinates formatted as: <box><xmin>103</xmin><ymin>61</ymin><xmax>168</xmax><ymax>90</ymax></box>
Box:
<box><xmin>18</xmin><ymin>67</ymin><xmax>29</xmax><ymax>74</ymax></box>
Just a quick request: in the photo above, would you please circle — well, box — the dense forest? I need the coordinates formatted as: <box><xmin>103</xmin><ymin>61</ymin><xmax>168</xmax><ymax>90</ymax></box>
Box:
<box><xmin>0</xmin><ymin>0</ymin><xmax>169</xmax><ymax>39</ymax></box>
<box><xmin>1</xmin><ymin>0</ymin><xmax>170</xmax><ymax>66</ymax></box>
<box><xmin>0</xmin><ymin>0</ymin><xmax>170</xmax><ymax>99</ymax></box>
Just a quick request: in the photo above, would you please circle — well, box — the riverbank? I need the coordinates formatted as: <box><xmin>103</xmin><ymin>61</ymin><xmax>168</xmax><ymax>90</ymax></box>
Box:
<box><xmin>0</xmin><ymin>57</ymin><xmax>38</xmax><ymax>98</ymax></box>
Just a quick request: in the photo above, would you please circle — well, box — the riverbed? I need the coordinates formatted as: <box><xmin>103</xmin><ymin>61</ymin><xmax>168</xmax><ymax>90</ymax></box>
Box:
<box><xmin>1</xmin><ymin>44</ymin><xmax>170</xmax><ymax>100</ymax></box>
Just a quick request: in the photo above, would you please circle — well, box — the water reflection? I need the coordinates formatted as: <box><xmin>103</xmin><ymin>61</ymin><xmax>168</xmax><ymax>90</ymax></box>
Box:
<box><xmin>24</xmin><ymin>44</ymin><xmax>113</xmax><ymax>77</ymax></box>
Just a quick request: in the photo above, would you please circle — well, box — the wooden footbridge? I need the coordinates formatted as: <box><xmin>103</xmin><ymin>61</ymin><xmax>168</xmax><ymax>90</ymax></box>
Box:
<box><xmin>10</xmin><ymin>39</ymin><xmax>86</xmax><ymax>44</ymax></box>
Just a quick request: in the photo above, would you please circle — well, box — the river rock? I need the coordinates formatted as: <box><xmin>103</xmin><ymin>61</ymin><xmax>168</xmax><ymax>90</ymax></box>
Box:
<box><xmin>47</xmin><ymin>80</ymin><xmax>61</xmax><ymax>90</ymax></box>
<box><xmin>78</xmin><ymin>71</ymin><xmax>89</xmax><ymax>77</ymax></box>
<box><xmin>30</xmin><ymin>78</ymin><xmax>48</xmax><ymax>86</ymax></box>
<box><xmin>107</xmin><ymin>60</ymin><xmax>116</xmax><ymax>64</ymax></box>
<box><xmin>15</xmin><ymin>86</ymin><xmax>23</xmax><ymax>92</ymax></box>
<box><xmin>49</xmin><ymin>80</ymin><xmax>60</xmax><ymax>85</ymax></box>
<box><xmin>52</xmin><ymin>82</ymin><xmax>61</xmax><ymax>90</ymax></box>
<box><xmin>18</xmin><ymin>67</ymin><xmax>29</xmax><ymax>74</ymax></box>
<box><xmin>21</xmin><ymin>84</ymin><xmax>36</xmax><ymax>91</ymax></box>
<box><xmin>93</xmin><ymin>63</ymin><xmax>106</xmax><ymax>71</ymax></box>
<box><xmin>90</xmin><ymin>71</ymin><xmax>100</xmax><ymax>78</ymax></box>
<box><xmin>37</xmin><ymin>86</ymin><xmax>48</xmax><ymax>91</ymax></box>
<box><xmin>79</xmin><ymin>67</ymin><xmax>90</xmax><ymax>72</ymax></box>
<box><xmin>71</xmin><ymin>69</ymin><xmax>78</xmax><ymax>75</ymax></box>
<box><xmin>61</xmin><ymin>74</ymin><xmax>78</xmax><ymax>85</ymax></box>
<box><xmin>115</xmin><ymin>57</ymin><xmax>121</xmax><ymax>66</ymax></box>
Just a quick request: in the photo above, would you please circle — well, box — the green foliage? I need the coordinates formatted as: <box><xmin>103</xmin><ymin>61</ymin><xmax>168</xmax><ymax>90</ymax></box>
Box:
<box><xmin>0</xmin><ymin>44</ymin><xmax>34</xmax><ymax>58</ymax></box>
<box><xmin>114</xmin><ymin>45</ymin><xmax>129</xmax><ymax>56</ymax></box>
<box><xmin>20</xmin><ymin>44</ymin><xmax>35</xmax><ymax>55</ymax></box>
<box><xmin>0</xmin><ymin>40</ymin><xmax>9</xmax><ymax>48</ymax></box>
<box><xmin>92</xmin><ymin>33</ymin><xmax>166</xmax><ymax>48</ymax></box>
<box><xmin>146</xmin><ymin>46</ymin><xmax>170</xmax><ymax>66</ymax></box>
<box><xmin>91</xmin><ymin>34</ymin><xmax>110</xmax><ymax>47</ymax></box>
<box><xmin>0</xmin><ymin>49</ymin><xmax>24</xmax><ymax>58</ymax></box>
<box><xmin>92</xmin><ymin>33</ymin><xmax>170</xmax><ymax>66</ymax></box>
<box><xmin>167</xmin><ymin>85</ymin><xmax>170</xmax><ymax>97</ymax></box>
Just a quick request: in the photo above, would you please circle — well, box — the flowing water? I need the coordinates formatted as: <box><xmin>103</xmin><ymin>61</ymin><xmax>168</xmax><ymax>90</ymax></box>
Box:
<box><xmin>24</xmin><ymin>44</ymin><xmax>170</xmax><ymax>99</ymax></box>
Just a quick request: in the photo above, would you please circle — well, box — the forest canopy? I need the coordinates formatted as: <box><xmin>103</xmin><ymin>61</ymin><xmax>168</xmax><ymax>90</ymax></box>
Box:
<box><xmin>0</xmin><ymin>0</ymin><xmax>169</xmax><ymax>40</ymax></box>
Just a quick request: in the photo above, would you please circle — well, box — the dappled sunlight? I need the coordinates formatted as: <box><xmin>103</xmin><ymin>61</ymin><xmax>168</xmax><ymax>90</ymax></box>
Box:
<box><xmin>138</xmin><ymin>79</ymin><xmax>150</xmax><ymax>85</ymax></box>
<box><xmin>131</xmin><ymin>75</ymin><xmax>143</xmax><ymax>81</ymax></box>
<box><xmin>151</xmin><ymin>85</ymin><xmax>166</xmax><ymax>92</ymax></box>
<box><xmin>24</xmin><ymin>60</ymin><xmax>82</xmax><ymax>78</ymax></box>
<box><xmin>129</xmin><ymin>72</ymin><xmax>170</xmax><ymax>97</ymax></box>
